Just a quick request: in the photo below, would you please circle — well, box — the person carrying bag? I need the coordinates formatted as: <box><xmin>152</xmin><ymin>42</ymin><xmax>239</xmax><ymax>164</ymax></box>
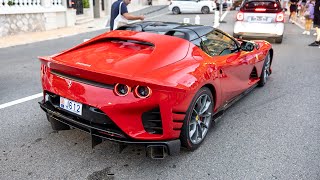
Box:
<box><xmin>113</xmin><ymin>2</ymin><xmax>128</xmax><ymax>30</ymax></box>
<box><xmin>110</xmin><ymin>0</ymin><xmax>145</xmax><ymax>31</ymax></box>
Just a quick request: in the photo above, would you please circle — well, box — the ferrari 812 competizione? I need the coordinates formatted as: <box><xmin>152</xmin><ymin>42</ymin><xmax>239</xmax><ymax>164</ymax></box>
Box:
<box><xmin>39</xmin><ymin>21</ymin><xmax>273</xmax><ymax>159</ymax></box>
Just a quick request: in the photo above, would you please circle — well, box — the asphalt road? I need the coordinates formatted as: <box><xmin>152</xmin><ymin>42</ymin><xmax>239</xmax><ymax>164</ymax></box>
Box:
<box><xmin>1</xmin><ymin>9</ymin><xmax>320</xmax><ymax>180</ymax></box>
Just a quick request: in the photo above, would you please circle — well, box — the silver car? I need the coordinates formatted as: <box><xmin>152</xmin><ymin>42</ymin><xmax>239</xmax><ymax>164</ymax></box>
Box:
<box><xmin>233</xmin><ymin>0</ymin><xmax>284</xmax><ymax>43</ymax></box>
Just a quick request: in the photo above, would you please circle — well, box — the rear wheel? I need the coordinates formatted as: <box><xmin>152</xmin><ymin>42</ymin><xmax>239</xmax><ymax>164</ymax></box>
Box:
<box><xmin>46</xmin><ymin>114</ymin><xmax>70</xmax><ymax>131</ymax></box>
<box><xmin>201</xmin><ymin>6</ymin><xmax>210</xmax><ymax>14</ymax></box>
<box><xmin>172</xmin><ymin>7</ymin><xmax>180</xmax><ymax>14</ymax></box>
<box><xmin>258</xmin><ymin>51</ymin><xmax>271</xmax><ymax>87</ymax></box>
<box><xmin>275</xmin><ymin>36</ymin><xmax>283</xmax><ymax>44</ymax></box>
<box><xmin>180</xmin><ymin>87</ymin><xmax>214</xmax><ymax>150</ymax></box>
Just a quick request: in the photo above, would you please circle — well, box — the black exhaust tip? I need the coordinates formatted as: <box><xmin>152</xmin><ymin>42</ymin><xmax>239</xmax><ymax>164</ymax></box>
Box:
<box><xmin>146</xmin><ymin>145</ymin><xmax>168</xmax><ymax>159</ymax></box>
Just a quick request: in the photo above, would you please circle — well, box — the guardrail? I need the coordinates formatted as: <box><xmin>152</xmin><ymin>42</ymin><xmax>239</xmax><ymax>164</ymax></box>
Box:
<box><xmin>0</xmin><ymin>0</ymin><xmax>65</xmax><ymax>14</ymax></box>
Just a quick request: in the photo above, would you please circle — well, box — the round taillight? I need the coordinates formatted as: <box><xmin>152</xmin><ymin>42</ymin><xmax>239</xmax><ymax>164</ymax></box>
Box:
<box><xmin>236</xmin><ymin>12</ymin><xmax>244</xmax><ymax>21</ymax></box>
<box><xmin>134</xmin><ymin>85</ymin><xmax>152</xmax><ymax>98</ymax></box>
<box><xmin>114</xmin><ymin>83</ymin><xmax>130</xmax><ymax>96</ymax></box>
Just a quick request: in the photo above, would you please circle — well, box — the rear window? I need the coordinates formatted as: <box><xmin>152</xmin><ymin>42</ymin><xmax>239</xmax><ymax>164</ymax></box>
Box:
<box><xmin>240</xmin><ymin>0</ymin><xmax>282</xmax><ymax>13</ymax></box>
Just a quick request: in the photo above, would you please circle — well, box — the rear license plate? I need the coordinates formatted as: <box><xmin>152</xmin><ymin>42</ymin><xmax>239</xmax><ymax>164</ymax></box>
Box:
<box><xmin>249</xmin><ymin>16</ymin><xmax>271</xmax><ymax>23</ymax></box>
<box><xmin>60</xmin><ymin>97</ymin><xmax>82</xmax><ymax>116</ymax></box>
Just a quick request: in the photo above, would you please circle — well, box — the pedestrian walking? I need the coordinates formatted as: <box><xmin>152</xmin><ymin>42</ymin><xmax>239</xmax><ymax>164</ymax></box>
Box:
<box><xmin>302</xmin><ymin>0</ymin><xmax>315</xmax><ymax>35</ymax></box>
<box><xmin>289</xmin><ymin>0</ymin><xmax>299</xmax><ymax>23</ymax></box>
<box><xmin>309</xmin><ymin>0</ymin><xmax>320</xmax><ymax>46</ymax></box>
<box><xmin>109</xmin><ymin>0</ymin><xmax>145</xmax><ymax>30</ymax></box>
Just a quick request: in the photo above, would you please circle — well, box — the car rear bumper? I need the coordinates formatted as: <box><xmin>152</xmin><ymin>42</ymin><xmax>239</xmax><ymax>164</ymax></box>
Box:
<box><xmin>39</xmin><ymin>100</ymin><xmax>181</xmax><ymax>156</ymax></box>
<box><xmin>234</xmin><ymin>21</ymin><xmax>284</xmax><ymax>37</ymax></box>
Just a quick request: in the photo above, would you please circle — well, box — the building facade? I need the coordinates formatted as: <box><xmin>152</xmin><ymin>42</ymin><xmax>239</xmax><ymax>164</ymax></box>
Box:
<box><xmin>0</xmin><ymin>0</ymin><xmax>166</xmax><ymax>37</ymax></box>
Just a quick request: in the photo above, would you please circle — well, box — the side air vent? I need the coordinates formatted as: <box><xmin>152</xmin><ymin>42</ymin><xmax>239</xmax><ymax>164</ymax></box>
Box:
<box><xmin>250</xmin><ymin>67</ymin><xmax>258</xmax><ymax>79</ymax></box>
<box><xmin>142</xmin><ymin>108</ymin><xmax>163</xmax><ymax>134</ymax></box>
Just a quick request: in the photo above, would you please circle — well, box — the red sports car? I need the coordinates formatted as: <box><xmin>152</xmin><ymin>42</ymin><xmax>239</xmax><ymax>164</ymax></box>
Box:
<box><xmin>39</xmin><ymin>21</ymin><xmax>273</xmax><ymax>159</ymax></box>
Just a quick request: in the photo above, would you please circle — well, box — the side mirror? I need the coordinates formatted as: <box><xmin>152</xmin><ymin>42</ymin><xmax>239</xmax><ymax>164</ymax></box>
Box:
<box><xmin>240</xmin><ymin>41</ymin><xmax>255</xmax><ymax>51</ymax></box>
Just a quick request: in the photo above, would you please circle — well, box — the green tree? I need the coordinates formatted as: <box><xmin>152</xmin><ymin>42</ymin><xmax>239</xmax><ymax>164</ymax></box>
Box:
<box><xmin>83</xmin><ymin>0</ymin><xmax>90</xmax><ymax>8</ymax></box>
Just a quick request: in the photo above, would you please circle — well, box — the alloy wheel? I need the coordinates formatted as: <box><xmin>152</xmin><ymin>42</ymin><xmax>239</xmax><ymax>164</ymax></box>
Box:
<box><xmin>188</xmin><ymin>94</ymin><xmax>212</xmax><ymax>144</ymax></box>
<box><xmin>263</xmin><ymin>53</ymin><xmax>271</xmax><ymax>83</ymax></box>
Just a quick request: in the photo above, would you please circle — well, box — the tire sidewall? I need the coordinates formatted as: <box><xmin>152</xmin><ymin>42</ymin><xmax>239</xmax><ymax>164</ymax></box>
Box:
<box><xmin>258</xmin><ymin>51</ymin><xmax>270</xmax><ymax>87</ymax></box>
<box><xmin>202</xmin><ymin>6</ymin><xmax>210</xmax><ymax>14</ymax></box>
<box><xmin>173</xmin><ymin>7</ymin><xmax>180</xmax><ymax>14</ymax></box>
<box><xmin>180</xmin><ymin>87</ymin><xmax>214</xmax><ymax>150</ymax></box>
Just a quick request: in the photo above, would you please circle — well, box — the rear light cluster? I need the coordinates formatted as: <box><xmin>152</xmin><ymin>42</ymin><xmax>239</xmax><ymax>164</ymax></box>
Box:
<box><xmin>236</xmin><ymin>12</ymin><xmax>244</xmax><ymax>21</ymax></box>
<box><xmin>41</xmin><ymin>64</ymin><xmax>49</xmax><ymax>76</ymax></box>
<box><xmin>236</xmin><ymin>11</ymin><xmax>284</xmax><ymax>22</ymax></box>
<box><xmin>254</xmin><ymin>8</ymin><xmax>266</xmax><ymax>12</ymax></box>
<box><xmin>276</xmin><ymin>12</ymin><xmax>284</xmax><ymax>22</ymax></box>
<box><xmin>114</xmin><ymin>83</ymin><xmax>152</xmax><ymax>98</ymax></box>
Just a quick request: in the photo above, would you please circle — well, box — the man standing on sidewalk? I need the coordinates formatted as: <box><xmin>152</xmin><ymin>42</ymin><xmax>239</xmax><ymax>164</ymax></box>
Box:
<box><xmin>110</xmin><ymin>0</ymin><xmax>145</xmax><ymax>30</ymax></box>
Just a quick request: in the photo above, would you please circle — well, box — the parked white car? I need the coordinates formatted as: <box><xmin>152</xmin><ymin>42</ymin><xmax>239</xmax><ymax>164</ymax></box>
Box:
<box><xmin>169</xmin><ymin>0</ymin><xmax>217</xmax><ymax>14</ymax></box>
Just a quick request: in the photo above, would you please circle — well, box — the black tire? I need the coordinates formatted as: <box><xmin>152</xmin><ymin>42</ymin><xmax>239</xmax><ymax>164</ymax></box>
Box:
<box><xmin>201</xmin><ymin>6</ymin><xmax>210</xmax><ymax>14</ymax></box>
<box><xmin>258</xmin><ymin>51</ymin><xmax>271</xmax><ymax>87</ymax></box>
<box><xmin>180</xmin><ymin>87</ymin><xmax>214</xmax><ymax>150</ymax></box>
<box><xmin>172</xmin><ymin>7</ymin><xmax>180</xmax><ymax>15</ymax></box>
<box><xmin>275</xmin><ymin>36</ymin><xmax>283</xmax><ymax>44</ymax></box>
<box><xmin>46</xmin><ymin>114</ymin><xmax>70</xmax><ymax>131</ymax></box>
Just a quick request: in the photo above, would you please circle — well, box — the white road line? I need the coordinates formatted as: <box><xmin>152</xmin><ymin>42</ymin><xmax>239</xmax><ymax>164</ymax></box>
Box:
<box><xmin>220</xmin><ymin>11</ymin><xmax>229</xmax><ymax>22</ymax></box>
<box><xmin>214</xmin><ymin>11</ymin><xmax>229</xmax><ymax>28</ymax></box>
<box><xmin>0</xmin><ymin>93</ymin><xmax>43</xmax><ymax>110</ymax></box>
<box><xmin>293</xmin><ymin>20</ymin><xmax>304</xmax><ymax>29</ymax></box>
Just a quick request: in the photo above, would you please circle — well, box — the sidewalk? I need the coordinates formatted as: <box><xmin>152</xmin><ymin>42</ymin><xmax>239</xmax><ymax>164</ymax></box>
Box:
<box><xmin>0</xmin><ymin>5</ymin><xmax>168</xmax><ymax>49</ymax></box>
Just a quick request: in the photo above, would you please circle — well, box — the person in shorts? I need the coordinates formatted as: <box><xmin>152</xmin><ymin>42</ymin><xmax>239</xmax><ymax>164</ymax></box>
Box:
<box><xmin>302</xmin><ymin>0</ymin><xmax>315</xmax><ymax>35</ymax></box>
<box><xmin>289</xmin><ymin>0</ymin><xmax>299</xmax><ymax>23</ymax></box>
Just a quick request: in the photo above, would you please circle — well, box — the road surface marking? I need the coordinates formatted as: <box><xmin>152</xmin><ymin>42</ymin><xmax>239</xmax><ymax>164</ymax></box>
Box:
<box><xmin>220</xmin><ymin>11</ymin><xmax>229</xmax><ymax>22</ymax></box>
<box><xmin>214</xmin><ymin>11</ymin><xmax>229</xmax><ymax>28</ymax></box>
<box><xmin>0</xmin><ymin>93</ymin><xmax>43</xmax><ymax>110</ymax></box>
<box><xmin>292</xmin><ymin>20</ymin><xmax>304</xmax><ymax>29</ymax></box>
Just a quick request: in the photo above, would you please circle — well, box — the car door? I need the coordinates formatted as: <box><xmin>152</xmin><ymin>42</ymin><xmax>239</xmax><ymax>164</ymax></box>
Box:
<box><xmin>184</xmin><ymin>0</ymin><xmax>200</xmax><ymax>12</ymax></box>
<box><xmin>201</xmin><ymin>30</ymin><xmax>254</xmax><ymax>104</ymax></box>
<box><xmin>178</xmin><ymin>0</ymin><xmax>189</xmax><ymax>12</ymax></box>
<box><xmin>195</xmin><ymin>0</ymin><xmax>204</xmax><ymax>12</ymax></box>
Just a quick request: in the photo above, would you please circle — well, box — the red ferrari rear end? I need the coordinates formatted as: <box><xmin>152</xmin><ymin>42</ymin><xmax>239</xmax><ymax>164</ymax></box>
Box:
<box><xmin>38</xmin><ymin>30</ymin><xmax>198</xmax><ymax>158</ymax></box>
